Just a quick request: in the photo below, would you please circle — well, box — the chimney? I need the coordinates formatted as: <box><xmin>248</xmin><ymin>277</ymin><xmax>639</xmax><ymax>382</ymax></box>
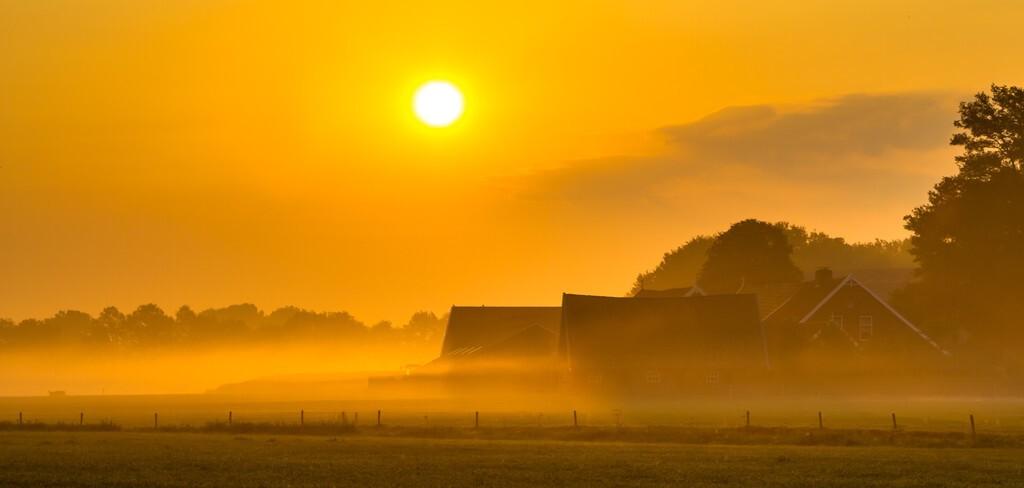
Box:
<box><xmin>815</xmin><ymin>267</ymin><xmax>833</xmax><ymax>286</ymax></box>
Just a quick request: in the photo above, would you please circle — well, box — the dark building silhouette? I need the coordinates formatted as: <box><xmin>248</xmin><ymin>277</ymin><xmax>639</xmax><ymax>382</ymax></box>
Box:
<box><xmin>399</xmin><ymin>269</ymin><xmax>950</xmax><ymax>397</ymax></box>
<box><xmin>559</xmin><ymin>293</ymin><xmax>766</xmax><ymax>394</ymax></box>
<box><xmin>397</xmin><ymin>306</ymin><xmax>562</xmax><ymax>395</ymax></box>
<box><xmin>762</xmin><ymin>268</ymin><xmax>948</xmax><ymax>375</ymax></box>
<box><xmin>439</xmin><ymin>306</ymin><xmax>561</xmax><ymax>359</ymax></box>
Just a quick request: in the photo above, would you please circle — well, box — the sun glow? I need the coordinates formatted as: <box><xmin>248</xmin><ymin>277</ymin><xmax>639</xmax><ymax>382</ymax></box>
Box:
<box><xmin>413</xmin><ymin>81</ymin><xmax>464</xmax><ymax>127</ymax></box>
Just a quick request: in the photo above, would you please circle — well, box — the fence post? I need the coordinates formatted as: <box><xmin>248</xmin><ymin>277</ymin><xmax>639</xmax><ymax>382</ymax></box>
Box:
<box><xmin>474</xmin><ymin>411</ymin><xmax>479</xmax><ymax>429</ymax></box>
<box><xmin>818</xmin><ymin>411</ymin><xmax>823</xmax><ymax>430</ymax></box>
<box><xmin>228</xmin><ymin>411</ymin><xmax>232</xmax><ymax>426</ymax></box>
<box><xmin>154</xmin><ymin>412</ymin><xmax>159</xmax><ymax>429</ymax></box>
<box><xmin>300</xmin><ymin>410</ymin><xmax>304</xmax><ymax>426</ymax></box>
<box><xmin>573</xmin><ymin>410</ymin><xmax>578</xmax><ymax>428</ymax></box>
<box><xmin>891</xmin><ymin>413</ymin><xmax>897</xmax><ymax>432</ymax></box>
<box><xmin>80</xmin><ymin>412</ymin><xmax>84</xmax><ymax>426</ymax></box>
<box><xmin>342</xmin><ymin>412</ymin><xmax>348</xmax><ymax>426</ymax></box>
<box><xmin>969</xmin><ymin>414</ymin><xmax>976</xmax><ymax>441</ymax></box>
<box><xmin>745</xmin><ymin>410</ymin><xmax>750</xmax><ymax>429</ymax></box>
<box><xmin>377</xmin><ymin>409</ymin><xmax>381</xmax><ymax>427</ymax></box>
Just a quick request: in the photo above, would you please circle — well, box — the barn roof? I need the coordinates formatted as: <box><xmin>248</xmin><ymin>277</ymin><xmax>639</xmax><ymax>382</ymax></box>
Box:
<box><xmin>735</xmin><ymin>281</ymin><xmax>805</xmax><ymax>318</ymax></box>
<box><xmin>440</xmin><ymin>306</ymin><xmax>561</xmax><ymax>357</ymax></box>
<box><xmin>559</xmin><ymin>293</ymin><xmax>767</xmax><ymax>370</ymax></box>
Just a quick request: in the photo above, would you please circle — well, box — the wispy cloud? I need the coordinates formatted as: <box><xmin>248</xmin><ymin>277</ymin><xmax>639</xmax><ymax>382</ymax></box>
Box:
<box><xmin>508</xmin><ymin>92</ymin><xmax>959</xmax><ymax>241</ymax></box>
<box><xmin>522</xmin><ymin>92</ymin><xmax>957</xmax><ymax>203</ymax></box>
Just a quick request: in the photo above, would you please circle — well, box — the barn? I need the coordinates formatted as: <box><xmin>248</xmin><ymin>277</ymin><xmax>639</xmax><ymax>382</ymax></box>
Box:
<box><xmin>439</xmin><ymin>306</ymin><xmax>562</xmax><ymax>360</ymax></box>
<box><xmin>559</xmin><ymin>293</ymin><xmax>767</xmax><ymax>394</ymax></box>
<box><xmin>414</xmin><ymin>306</ymin><xmax>563</xmax><ymax>394</ymax></box>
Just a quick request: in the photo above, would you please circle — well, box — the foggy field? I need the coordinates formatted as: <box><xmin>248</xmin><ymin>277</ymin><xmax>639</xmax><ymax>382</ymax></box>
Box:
<box><xmin>1</xmin><ymin>431</ymin><xmax>1022</xmax><ymax>488</ymax></box>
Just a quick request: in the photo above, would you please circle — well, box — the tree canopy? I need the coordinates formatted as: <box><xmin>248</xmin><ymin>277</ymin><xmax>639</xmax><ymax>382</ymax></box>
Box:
<box><xmin>0</xmin><ymin>304</ymin><xmax>447</xmax><ymax>353</ymax></box>
<box><xmin>632</xmin><ymin>221</ymin><xmax>911</xmax><ymax>295</ymax></box>
<box><xmin>899</xmin><ymin>85</ymin><xmax>1024</xmax><ymax>359</ymax></box>
<box><xmin>697</xmin><ymin>219</ymin><xmax>803</xmax><ymax>293</ymax></box>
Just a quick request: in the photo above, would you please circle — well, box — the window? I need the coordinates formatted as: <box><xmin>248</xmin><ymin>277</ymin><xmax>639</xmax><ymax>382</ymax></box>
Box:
<box><xmin>858</xmin><ymin>315</ymin><xmax>874</xmax><ymax>341</ymax></box>
<box><xmin>705</xmin><ymin>371</ymin><xmax>721</xmax><ymax>385</ymax></box>
<box><xmin>830</xmin><ymin>313</ymin><xmax>844</xmax><ymax>328</ymax></box>
<box><xmin>644</xmin><ymin>370</ymin><xmax>662</xmax><ymax>384</ymax></box>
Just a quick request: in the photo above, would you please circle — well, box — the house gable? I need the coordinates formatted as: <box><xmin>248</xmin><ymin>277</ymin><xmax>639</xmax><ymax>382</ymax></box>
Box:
<box><xmin>796</xmin><ymin>276</ymin><xmax>948</xmax><ymax>356</ymax></box>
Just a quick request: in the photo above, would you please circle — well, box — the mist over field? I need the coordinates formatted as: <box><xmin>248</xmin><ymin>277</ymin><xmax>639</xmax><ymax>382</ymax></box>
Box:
<box><xmin>3</xmin><ymin>2</ymin><xmax>1024</xmax><ymax>486</ymax></box>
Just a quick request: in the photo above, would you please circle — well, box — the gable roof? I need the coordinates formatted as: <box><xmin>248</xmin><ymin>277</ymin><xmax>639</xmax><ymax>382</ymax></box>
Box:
<box><xmin>560</xmin><ymin>293</ymin><xmax>768</xmax><ymax>370</ymax></box>
<box><xmin>440</xmin><ymin>306</ymin><xmax>561</xmax><ymax>357</ymax></box>
<box><xmin>764</xmin><ymin>275</ymin><xmax>949</xmax><ymax>356</ymax></box>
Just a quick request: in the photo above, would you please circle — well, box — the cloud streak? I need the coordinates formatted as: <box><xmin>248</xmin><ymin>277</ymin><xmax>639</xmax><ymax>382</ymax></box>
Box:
<box><xmin>522</xmin><ymin>92</ymin><xmax>957</xmax><ymax>204</ymax></box>
<box><xmin>503</xmin><ymin>92</ymin><xmax>961</xmax><ymax>243</ymax></box>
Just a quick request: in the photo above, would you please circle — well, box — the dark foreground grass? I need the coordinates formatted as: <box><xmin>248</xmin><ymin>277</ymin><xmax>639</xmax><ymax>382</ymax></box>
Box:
<box><xmin>4</xmin><ymin>420</ymin><xmax>1024</xmax><ymax>449</ymax></box>
<box><xmin>0</xmin><ymin>431</ymin><xmax>1023</xmax><ymax>487</ymax></box>
<box><xmin>195</xmin><ymin>422</ymin><xmax>1023</xmax><ymax>449</ymax></box>
<box><xmin>0</xmin><ymin>421</ymin><xmax>121</xmax><ymax>432</ymax></box>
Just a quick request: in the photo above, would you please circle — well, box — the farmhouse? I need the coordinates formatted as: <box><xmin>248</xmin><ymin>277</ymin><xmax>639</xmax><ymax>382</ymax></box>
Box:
<box><xmin>408</xmin><ymin>267</ymin><xmax>947</xmax><ymax>396</ymax></box>
<box><xmin>559</xmin><ymin>293</ymin><xmax>767</xmax><ymax>394</ymax></box>
<box><xmin>762</xmin><ymin>268</ymin><xmax>949</xmax><ymax>370</ymax></box>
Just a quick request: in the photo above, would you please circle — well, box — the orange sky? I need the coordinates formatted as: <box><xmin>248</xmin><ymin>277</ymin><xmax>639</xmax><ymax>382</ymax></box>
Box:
<box><xmin>1</xmin><ymin>0</ymin><xmax>1023</xmax><ymax>323</ymax></box>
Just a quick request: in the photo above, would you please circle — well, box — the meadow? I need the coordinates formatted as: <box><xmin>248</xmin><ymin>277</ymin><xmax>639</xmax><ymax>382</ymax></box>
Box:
<box><xmin>3</xmin><ymin>395</ymin><xmax>1024</xmax><ymax>486</ymax></box>
<box><xmin>1</xmin><ymin>431</ymin><xmax>1023</xmax><ymax>487</ymax></box>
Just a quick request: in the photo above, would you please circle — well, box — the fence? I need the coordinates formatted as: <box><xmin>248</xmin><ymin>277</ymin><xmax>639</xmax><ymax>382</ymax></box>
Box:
<box><xmin>0</xmin><ymin>408</ymin><xmax>995</xmax><ymax>439</ymax></box>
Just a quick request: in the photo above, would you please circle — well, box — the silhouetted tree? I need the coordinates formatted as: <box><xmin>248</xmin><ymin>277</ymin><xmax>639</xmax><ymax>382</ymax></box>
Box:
<box><xmin>402</xmin><ymin>311</ymin><xmax>446</xmax><ymax>345</ymax></box>
<box><xmin>194</xmin><ymin>304</ymin><xmax>258</xmax><ymax>341</ymax></box>
<box><xmin>0</xmin><ymin>318</ymin><xmax>16</xmax><ymax>345</ymax></box>
<box><xmin>125</xmin><ymin>304</ymin><xmax>177</xmax><ymax>345</ymax></box>
<box><xmin>630</xmin><ymin>236</ymin><xmax>714</xmax><ymax>295</ymax></box>
<box><xmin>899</xmin><ymin>85</ymin><xmax>1024</xmax><ymax>362</ymax></box>
<box><xmin>369</xmin><ymin>321</ymin><xmax>396</xmax><ymax>343</ymax></box>
<box><xmin>697</xmin><ymin>219</ymin><xmax>803</xmax><ymax>293</ymax></box>
<box><xmin>175</xmin><ymin>305</ymin><xmax>197</xmax><ymax>324</ymax></box>
<box><xmin>92</xmin><ymin>306</ymin><xmax>127</xmax><ymax>345</ymax></box>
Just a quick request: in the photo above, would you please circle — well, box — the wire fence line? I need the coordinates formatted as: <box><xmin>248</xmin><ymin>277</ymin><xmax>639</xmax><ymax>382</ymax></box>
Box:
<box><xmin>1</xmin><ymin>408</ymin><xmax>1013</xmax><ymax>435</ymax></box>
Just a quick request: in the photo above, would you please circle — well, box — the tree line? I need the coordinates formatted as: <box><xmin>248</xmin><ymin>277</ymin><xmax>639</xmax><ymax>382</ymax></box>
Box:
<box><xmin>0</xmin><ymin>303</ymin><xmax>446</xmax><ymax>352</ymax></box>
<box><xmin>631</xmin><ymin>224</ymin><xmax>912</xmax><ymax>295</ymax></box>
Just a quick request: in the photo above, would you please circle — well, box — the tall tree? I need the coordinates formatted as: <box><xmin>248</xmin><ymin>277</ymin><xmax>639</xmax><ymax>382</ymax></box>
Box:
<box><xmin>901</xmin><ymin>85</ymin><xmax>1024</xmax><ymax>360</ymax></box>
<box><xmin>630</xmin><ymin>236</ymin><xmax>714</xmax><ymax>295</ymax></box>
<box><xmin>697</xmin><ymin>219</ymin><xmax>803</xmax><ymax>293</ymax></box>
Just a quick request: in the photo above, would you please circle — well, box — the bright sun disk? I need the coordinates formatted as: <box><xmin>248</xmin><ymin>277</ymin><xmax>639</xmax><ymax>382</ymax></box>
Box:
<box><xmin>413</xmin><ymin>81</ymin><xmax>464</xmax><ymax>127</ymax></box>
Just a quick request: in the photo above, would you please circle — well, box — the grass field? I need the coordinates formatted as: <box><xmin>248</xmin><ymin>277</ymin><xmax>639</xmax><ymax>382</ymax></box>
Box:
<box><xmin>3</xmin><ymin>395</ymin><xmax>1024</xmax><ymax>486</ymax></box>
<box><xmin>1</xmin><ymin>431</ymin><xmax>1023</xmax><ymax>487</ymax></box>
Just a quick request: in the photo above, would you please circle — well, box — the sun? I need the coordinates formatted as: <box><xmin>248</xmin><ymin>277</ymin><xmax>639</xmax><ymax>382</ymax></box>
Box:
<box><xmin>413</xmin><ymin>81</ymin><xmax>464</xmax><ymax>127</ymax></box>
